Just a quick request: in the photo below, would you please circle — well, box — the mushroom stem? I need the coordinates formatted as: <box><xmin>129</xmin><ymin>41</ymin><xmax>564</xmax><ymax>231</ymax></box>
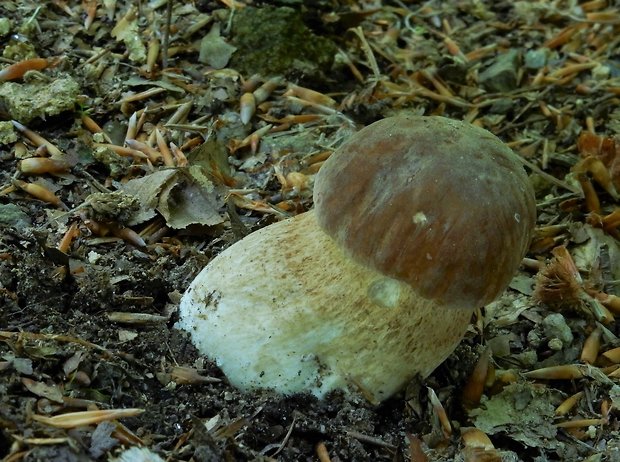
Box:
<box><xmin>177</xmin><ymin>210</ymin><xmax>474</xmax><ymax>401</ymax></box>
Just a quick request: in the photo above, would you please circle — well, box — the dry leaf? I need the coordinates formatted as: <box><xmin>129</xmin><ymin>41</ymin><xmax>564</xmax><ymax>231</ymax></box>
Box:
<box><xmin>21</xmin><ymin>377</ymin><xmax>64</xmax><ymax>404</ymax></box>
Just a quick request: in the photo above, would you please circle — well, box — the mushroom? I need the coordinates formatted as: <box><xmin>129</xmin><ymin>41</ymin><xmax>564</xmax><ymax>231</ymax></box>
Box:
<box><xmin>176</xmin><ymin>115</ymin><xmax>536</xmax><ymax>402</ymax></box>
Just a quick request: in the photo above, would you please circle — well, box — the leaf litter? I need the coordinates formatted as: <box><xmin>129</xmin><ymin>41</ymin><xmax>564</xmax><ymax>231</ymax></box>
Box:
<box><xmin>0</xmin><ymin>0</ymin><xmax>620</xmax><ymax>461</ymax></box>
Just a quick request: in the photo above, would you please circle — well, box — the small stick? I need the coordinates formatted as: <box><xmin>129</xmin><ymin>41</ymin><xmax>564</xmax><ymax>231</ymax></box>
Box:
<box><xmin>351</xmin><ymin>26</ymin><xmax>380</xmax><ymax>78</ymax></box>
<box><xmin>162</xmin><ymin>0</ymin><xmax>172</xmax><ymax>68</ymax></box>
<box><xmin>345</xmin><ymin>430</ymin><xmax>396</xmax><ymax>449</ymax></box>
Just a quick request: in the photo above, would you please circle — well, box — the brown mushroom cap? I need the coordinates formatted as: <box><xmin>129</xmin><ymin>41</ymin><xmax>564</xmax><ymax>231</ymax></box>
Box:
<box><xmin>314</xmin><ymin>115</ymin><xmax>536</xmax><ymax>309</ymax></box>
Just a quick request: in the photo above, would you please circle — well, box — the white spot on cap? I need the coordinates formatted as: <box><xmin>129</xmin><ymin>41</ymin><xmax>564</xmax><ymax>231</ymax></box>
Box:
<box><xmin>412</xmin><ymin>211</ymin><xmax>428</xmax><ymax>225</ymax></box>
<box><xmin>367</xmin><ymin>278</ymin><xmax>401</xmax><ymax>309</ymax></box>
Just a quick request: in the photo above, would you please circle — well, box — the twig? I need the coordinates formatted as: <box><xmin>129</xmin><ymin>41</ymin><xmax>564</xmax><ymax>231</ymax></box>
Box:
<box><xmin>345</xmin><ymin>430</ymin><xmax>396</xmax><ymax>449</ymax></box>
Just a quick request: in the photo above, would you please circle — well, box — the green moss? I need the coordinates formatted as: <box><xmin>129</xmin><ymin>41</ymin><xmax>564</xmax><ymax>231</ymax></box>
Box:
<box><xmin>2</xmin><ymin>41</ymin><xmax>37</xmax><ymax>60</ymax></box>
<box><xmin>0</xmin><ymin>18</ymin><xmax>11</xmax><ymax>37</ymax></box>
<box><xmin>0</xmin><ymin>75</ymin><xmax>80</xmax><ymax>123</ymax></box>
<box><xmin>229</xmin><ymin>6</ymin><xmax>336</xmax><ymax>81</ymax></box>
<box><xmin>0</xmin><ymin>121</ymin><xmax>17</xmax><ymax>145</ymax></box>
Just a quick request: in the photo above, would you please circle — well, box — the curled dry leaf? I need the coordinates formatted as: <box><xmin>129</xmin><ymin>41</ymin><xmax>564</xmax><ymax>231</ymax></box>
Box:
<box><xmin>120</xmin><ymin>168</ymin><xmax>225</xmax><ymax>229</ymax></box>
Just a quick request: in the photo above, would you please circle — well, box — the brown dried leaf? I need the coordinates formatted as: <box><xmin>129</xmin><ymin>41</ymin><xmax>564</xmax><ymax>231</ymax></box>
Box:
<box><xmin>21</xmin><ymin>377</ymin><xmax>64</xmax><ymax>404</ymax></box>
<box><xmin>63</xmin><ymin>350</ymin><xmax>85</xmax><ymax>377</ymax></box>
<box><xmin>199</xmin><ymin>23</ymin><xmax>237</xmax><ymax>69</ymax></box>
<box><xmin>157</xmin><ymin>167</ymin><xmax>224</xmax><ymax>229</ymax></box>
<box><xmin>120</xmin><ymin>168</ymin><xmax>224</xmax><ymax>229</ymax></box>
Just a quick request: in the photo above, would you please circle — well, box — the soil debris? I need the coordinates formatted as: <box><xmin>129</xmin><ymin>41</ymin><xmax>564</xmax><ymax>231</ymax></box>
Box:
<box><xmin>1</xmin><ymin>1</ymin><xmax>620</xmax><ymax>461</ymax></box>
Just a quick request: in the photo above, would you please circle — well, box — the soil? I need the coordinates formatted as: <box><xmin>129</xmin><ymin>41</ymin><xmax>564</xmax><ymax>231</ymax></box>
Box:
<box><xmin>1</xmin><ymin>1</ymin><xmax>620</xmax><ymax>461</ymax></box>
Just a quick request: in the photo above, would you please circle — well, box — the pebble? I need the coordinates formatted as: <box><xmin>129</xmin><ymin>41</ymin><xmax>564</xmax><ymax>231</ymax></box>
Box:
<box><xmin>542</xmin><ymin>313</ymin><xmax>574</xmax><ymax>345</ymax></box>
<box><xmin>479</xmin><ymin>49</ymin><xmax>520</xmax><ymax>93</ymax></box>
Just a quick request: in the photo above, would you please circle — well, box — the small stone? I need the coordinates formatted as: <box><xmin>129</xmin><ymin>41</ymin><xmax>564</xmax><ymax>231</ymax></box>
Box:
<box><xmin>513</xmin><ymin>350</ymin><xmax>538</xmax><ymax>367</ymax></box>
<box><xmin>524</xmin><ymin>49</ymin><xmax>548</xmax><ymax>69</ymax></box>
<box><xmin>542</xmin><ymin>313</ymin><xmax>574</xmax><ymax>345</ymax></box>
<box><xmin>548</xmin><ymin>338</ymin><xmax>564</xmax><ymax>351</ymax></box>
<box><xmin>479</xmin><ymin>49</ymin><xmax>520</xmax><ymax>93</ymax></box>
<box><xmin>489</xmin><ymin>97</ymin><xmax>514</xmax><ymax>114</ymax></box>
<box><xmin>527</xmin><ymin>330</ymin><xmax>542</xmax><ymax>348</ymax></box>
<box><xmin>592</xmin><ymin>64</ymin><xmax>610</xmax><ymax>81</ymax></box>
<box><xmin>0</xmin><ymin>203</ymin><xmax>32</xmax><ymax>229</ymax></box>
<box><xmin>437</xmin><ymin>57</ymin><xmax>469</xmax><ymax>84</ymax></box>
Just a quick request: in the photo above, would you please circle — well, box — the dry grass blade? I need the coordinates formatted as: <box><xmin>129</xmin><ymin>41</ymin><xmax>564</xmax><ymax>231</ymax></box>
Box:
<box><xmin>31</xmin><ymin>408</ymin><xmax>144</xmax><ymax>429</ymax></box>
<box><xmin>12</xmin><ymin>435</ymin><xmax>71</xmax><ymax>445</ymax></box>
<box><xmin>106</xmin><ymin>312</ymin><xmax>168</xmax><ymax>325</ymax></box>
<box><xmin>345</xmin><ymin>430</ymin><xmax>396</xmax><ymax>449</ymax></box>
<box><xmin>0</xmin><ymin>331</ymin><xmax>109</xmax><ymax>354</ymax></box>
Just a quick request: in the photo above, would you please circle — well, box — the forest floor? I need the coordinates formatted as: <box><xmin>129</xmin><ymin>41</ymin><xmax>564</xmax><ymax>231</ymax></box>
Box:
<box><xmin>1</xmin><ymin>1</ymin><xmax>620</xmax><ymax>461</ymax></box>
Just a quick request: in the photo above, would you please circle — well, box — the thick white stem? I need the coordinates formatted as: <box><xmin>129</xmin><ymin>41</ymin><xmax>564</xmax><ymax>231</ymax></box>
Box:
<box><xmin>177</xmin><ymin>210</ymin><xmax>474</xmax><ymax>401</ymax></box>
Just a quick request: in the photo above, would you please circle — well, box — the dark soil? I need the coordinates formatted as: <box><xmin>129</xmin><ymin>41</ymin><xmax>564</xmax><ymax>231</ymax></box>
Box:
<box><xmin>1</xmin><ymin>1</ymin><xmax>620</xmax><ymax>461</ymax></box>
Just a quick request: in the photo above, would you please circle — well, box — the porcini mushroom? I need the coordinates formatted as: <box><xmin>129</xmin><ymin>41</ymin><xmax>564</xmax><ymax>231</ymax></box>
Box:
<box><xmin>176</xmin><ymin>115</ymin><xmax>536</xmax><ymax>402</ymax></box>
